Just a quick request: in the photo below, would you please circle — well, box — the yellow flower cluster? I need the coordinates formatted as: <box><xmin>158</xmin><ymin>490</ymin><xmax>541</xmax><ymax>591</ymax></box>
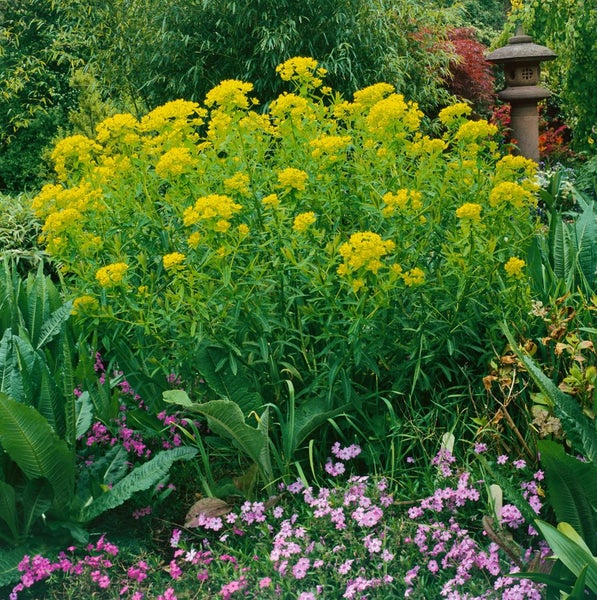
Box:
<box><xmin>438</xmin><ymin>103</ymin><xmax>472</xmax><ymax>127</ymax></box>
<box><xmin>204</xmin><ymin>80</ymin><xmax>255</xmax><ymax>110</ymax></box>
<box><xmin>401</xmin><ymin>267</ymin><xmax>426</xmax><ymax>287</ymax></box>
<box><xmin>92</xmin><ymin>155</ymin><xmax>133</xmax><ymax>186</ymax></box>
<box><xmin>269</xmin><ymin>93</ymin><xmax>314</xmax><ymax>125</ymax></box>
<box><xmin>365</xmin><ymin>94</ymin><xmax>423</xmax><ymax>135</ymax></box>
<box><xmin>489</xmin><ymin>181</ymin><xmax>536</xmax><ymax>209</ymax></box>
<box><xmin>183</xmin><ymin>194</ymin><xmax>242</xmax><ymax>227</ymax></box>
<box><xmin>41</xmin><ymin>208</ymin><xmax>83</xmax><ymax>238</ymax></box>
<box><xmin>95</xmin><ymin>113</ymin><xmax>139</xmax><ymax>146</ymax></box>
<box><xmin>338</xmin><ymin>232</ymin><xmax>396</xmax><ymax>276</ymax></box>
<box><xmin>163</xmin><ymin>252</ymin><xmax>186</xmax><ymax>271</ymax></box>
<box><xmin>155</xmin><ymin>147</ymin><xmax>195</xmax><ymax>178</ymax></box>
<box><xmin>262</xmin><ymin>194</ymin><xmax>280</xmax><ymax>208</ymax></box>
<box><xmin>350</xmin><ymin>83</ymin><xmax>395</xmax><ymax>112</ymax></box>
<box><xmin>187</xmin><ymin>232</ymin><xmax>201</xmax><ymax>248</ymax></box>
<box><xmin>140</xmin><ymin>100</ymin><xmax>206</xmax><ymax>133</ymax></box>
<box><xmin>276</xmin><ymin>57</ymin><xmax>327</xmax><ymax>87</ymax></box>
<box><xmin>309</xmin><ymin>135</ymin><xmax>352</xmax><ymax>161</ymax></box>
<box><xmin>455</xmin><ymin>203</ymin><xmax>482</xmax><ymax>222</ymax></box>
<box><xmin>454</xmin><ymin>120</ymin><xmax>498</xmax><ymax>143</ymax></box>
<box><xmin>95</xmin><ymin>263</ymin><xmax>129</xmax><ymax>287</ymax></box>
<box><xmin>292</xmin><ymin>212</ymin><xmax>316</xmax><ymax>232</ymax></box>
<box><xmin>50</xmin><ymin>135</ymin><xmax>102</xmax><ymax>181</ymax></box>
<box><xmin>72</xmin><ymin>295</ymin><xmax>98</xmax><ymax>315</ymax></box>
<box><xmin>277</xmin><ymin>168</ymin><xmax>309</xmax><ymax>192</ymax></box>
<box><xmin>408</xmin><ymin>136</ymin><xmax>447</xmax><ymax>156</ymax></box>
<box><xmin>224</xmin><ymin>172</ymin><xmax>251</xmax><ymax>197</ymax></box>
<box><xmin>504</xmin><ymin>256</ymin><xmax>526</xmax><ymax>278</ymax></box>
<box><xmin>382</xmin><ymin>189</ymin><xmax>423</xmax><ymax>216</ymax></box>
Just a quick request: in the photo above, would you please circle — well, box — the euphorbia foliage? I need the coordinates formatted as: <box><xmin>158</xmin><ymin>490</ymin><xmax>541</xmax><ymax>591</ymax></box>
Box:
<box><xmin>32</xmin><ymin>58</ymin><xmax>540</xmax><ymax>418</ymax></box>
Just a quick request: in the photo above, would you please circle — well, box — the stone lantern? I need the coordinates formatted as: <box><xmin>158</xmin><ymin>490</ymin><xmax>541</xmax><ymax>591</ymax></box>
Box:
<box><xmin>486</xmin><ymin>27</ymin><xmax>556</xmax><ymax>162</ymax></box>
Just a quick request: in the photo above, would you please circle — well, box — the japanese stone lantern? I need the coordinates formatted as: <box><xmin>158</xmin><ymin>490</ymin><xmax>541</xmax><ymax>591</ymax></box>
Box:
<box><xmin>486</xmin><ymin>27</ymin><xmax>556</xmax><ymax>162</ymax></box>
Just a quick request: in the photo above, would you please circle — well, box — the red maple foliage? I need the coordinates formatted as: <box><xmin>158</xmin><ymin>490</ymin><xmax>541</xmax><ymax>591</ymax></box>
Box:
<box><xmin>445</xmin><ymin>27</ymin><xmax>496</xmax><ymax>111</ymax></box>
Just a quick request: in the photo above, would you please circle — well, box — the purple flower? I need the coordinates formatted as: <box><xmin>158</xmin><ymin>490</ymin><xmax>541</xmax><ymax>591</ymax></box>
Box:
<box><xmin>497</xmin><ymin>454</ymin><xmax>509</xmax><ymax>465</ymax></box>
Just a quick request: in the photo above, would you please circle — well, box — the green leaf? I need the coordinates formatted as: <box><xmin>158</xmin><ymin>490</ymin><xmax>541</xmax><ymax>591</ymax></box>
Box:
<box><xmin>535</xmin><ymin>519</ymin><xmax>597</xmax><ymax>594</ymax></box>
<box><xmin>75</xmin><ymin>391</ymin><xmax>94</xmax><ymax>439</ymax></box>
<box><xmin>0</xmin><ymin>393</ymin><xmax>75</xmax><ymax>510</ymax></box>
<box><xmin>164</xmin><ymin>393</ymin><xmax>270</xmax><ymax>481</ymax></box>
<box><xmin>539</xmin><ymin>440</ymin><xmax>597</xmax><ymax>553</ymax></box>
<box><xmin>35</xmin><ymin>302</ymin><xmax>72</xmax><ymax>351</ymax></box>
<box><xmin>21</xmin><ymin>479</ymin><xmax>53</xmax><ymax>537</ymax></box>
<box><xmin>195</xmin><ymin>343</ymin><xmax>264</xmax><ymax>414</ymax></box>
<box><xmin>0</xmin><ymin>481</ymin><xmax>19</xmax><ymax>543</ymax></box>
<box><xmin>502</xmin><ymin>323</ymin><xmax>597</xmax><ymax>463</ymax></box>
<box><xmin>78</xmin><ymin>446</ymin><xmax>197</xmax><ymax>522</ymax></box>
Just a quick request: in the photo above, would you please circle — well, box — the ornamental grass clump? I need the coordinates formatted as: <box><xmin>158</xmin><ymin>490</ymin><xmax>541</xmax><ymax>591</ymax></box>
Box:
<box><xmin>32</xmin><ymin>58</ymin><xmax>540</xmax><ymax>429</ymax></box>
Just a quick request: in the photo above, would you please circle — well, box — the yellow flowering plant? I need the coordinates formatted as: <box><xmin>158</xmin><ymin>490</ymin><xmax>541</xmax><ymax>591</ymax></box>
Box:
<box><xmin>33</xmin><ymin>58</ymin><xmax>540</xmax><ymax>462</ymax></box>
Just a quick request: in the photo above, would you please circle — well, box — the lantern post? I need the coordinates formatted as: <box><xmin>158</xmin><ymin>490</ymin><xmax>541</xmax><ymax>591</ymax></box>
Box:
<box><xmin>486</xmin><ymin>27</ymin><xmax>556</xmax><ymax>162</ymax></box>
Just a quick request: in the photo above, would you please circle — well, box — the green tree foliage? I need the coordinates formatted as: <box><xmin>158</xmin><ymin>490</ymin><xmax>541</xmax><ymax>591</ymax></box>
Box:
<box><xmin>512</xmin><ymin>0</ymin><xmax>597</xmax><ymax>154</ymax></box>
<box><xmin>58</xmin><ymin>0</ymin><xmax>458</xmax><ymax>112</ymax></box>
<box><xmin>0</xmin><ymin>0</ymin><xmax>82</xmax><ymax>191</ymax></box>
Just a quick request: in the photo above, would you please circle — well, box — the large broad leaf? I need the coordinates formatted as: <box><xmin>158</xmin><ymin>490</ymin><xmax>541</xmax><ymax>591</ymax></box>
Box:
<box><xmin>535</xmin><ymin>519</ymin><xmax>597</xmax><ymax>595</ymax></box>
<box><xmin>34</xmin><ymin>302</ymin><xmax>72</xmax><ymax>351</ymax></box>
<box><xmin>21</xmin><ymin>479</ymin><xmax>53</xmax><ymax>537</ymax></box>
<box><xmin>194</xmin><ymin>343</ymin><xmax>264</xmax><ymax>415</ymax></box>
<box><xmin>573</xmin><ymin>201</ymin><xmax>597</xmax><ymax>292</ymax></box>
<box><xmin>0</xmin><ymin>481</ymin><xmax>19</xmax><ymax>544</ymax></box>
<box><xmin>0</xmin><ymin>393</ymin><xmax>75</xmax><ymax>510</ymax></box>
<box><xmin>78</xmin><ymin>446</ymin><xmax>197</xmax><ymax>522</ymax></box>
<box><xmin>164</xmin><ymin>391</ymin><xmax>270</xmax><ymax>480</ymax></box>
<box><xmin>502</xmin><ymin>323</ymin><xmax>597</xmax><ymax>463</ymax></box>
<box><xmin>539</xmin><ymin>440</ymin><xmax>597</xmax><ymax>554</ymax></box>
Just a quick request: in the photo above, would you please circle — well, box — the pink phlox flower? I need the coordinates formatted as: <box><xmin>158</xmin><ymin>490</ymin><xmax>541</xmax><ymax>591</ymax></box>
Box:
<box><xmin>157</xmin><ymin>588</ymin><xmax>178</xmax><ymax>600</ymax></box>
<box><xmin>168</xmin><ymin>559</ymin><xmax>182</xmax><ymax>579</ymax></box>
<box><xmin>292</xmin><ymin>557</ymin><xmax>311</xmax><ymax>580</ymax></box>
<box><xmin>259</xmin><ymin>577</ymin><xmax>272</xmax><ymax>589</ymax></box>
<box><xmin>499</xmin><ymin>504</ymin><xmax>525</xmax><ymax>529</ymax></box>
<box><xmin>352</xmin><ymin>505</ymin><xmax>383</xmax><ymax>527</ymax></box>
<box><xmin>338</xmin><ymin>559</ymin><xmax>354</xmax><ymax>574</ymax></box>
<box><xmin>325</xmin><ymin>460</ymin><xmax>346</xmax><ymax>476</ymax></box>
<box><xmin>331</xmin><ymin>442</ymin><xmax>362</xmax><ymax>461</ymax></box>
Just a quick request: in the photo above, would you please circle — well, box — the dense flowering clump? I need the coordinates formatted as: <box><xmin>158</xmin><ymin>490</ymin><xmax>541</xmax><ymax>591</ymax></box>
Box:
<box><xmin>31</xmin><ymin>57</ymin><xmax>539</xmax><ymax>399</ymax></box>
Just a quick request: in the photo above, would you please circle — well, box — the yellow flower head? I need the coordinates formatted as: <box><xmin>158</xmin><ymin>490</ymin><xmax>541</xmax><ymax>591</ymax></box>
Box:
<box><xmin>365</xmin><ymin>94</ymin><xmax>423</xmax><ymax>136</ymax></box>
<box><xmin>382</xmin><ymin>189</ymin><xmax>423</xmax><ymax>216</ymax></box>
<box><xmin>95</xmin><ymin>263</ymin><xmax>129</xmax><ymax>287</ymax></box>
<box><xmin>338</xmin><ymin>231</ymin><xmax>395</xmax><ymax>275</ymax></box>
<box><xmin>140</xmin><ymin>100</ymin><xmax>206</xmax><ymax>132</ymax></box>
<box><xmin>401</xmin><ymin>267</ymin><xmax>426</xmax><ymax>287</ymax></box>
<box><xmin>504</xmin><ymin>256</ymin><xmax>526</xmax><ymax>278</ymax></box>
<box><xmin>72</xmin><ymin>295</ymin><xmax>98</xmax><ymax>315</ymax></box>
<box><xmin>95</xmin><ymin>113</ymin><xmax>139</xmax><ymax>146</ymax></box>
<box><xmin>237</xmin><ymin>223</ymin><xmax>250</xmax><ymax>237</ymax></box>
<box><xmin>205</xmin><ymin>80</ymin><xmax>256</xmax><ymax>111</ymax></box>
<box><xmin>310</xmin><ymin>135</ymin><xmax>352</xmax><ymax>162</ymax></box>
<box><xmin>455</xmin><ymin>203</ymin><xmax>482</xmax><ymax>222</ymax></box>
<box><xmin>50</xmin><ymin>135</ymin><xmax>102</xmax><ymax>181</ymax></box>
<box><xmin>350</xmin><ymin>83</ymin><xmax>396</xmax><ymax>113</ymax></box>
<box><xmin>187</xmin><ymin>232</ymin><xmax>201</xmax><ymax>249</ymax></box>
<box><xmin>183</xmin><ymin>194</ymin><xmax>242</xmax><ymax>226</ymax></box>
<box><xmin>489</xmin><ymin>181</ymin><xmax>536</xmax><ymax>209</ymax></box>
<box><xmin>438</xmin><ymin>103</ymin><xmax>472</xmax><ymax>127</ymax></box>
<box><xmin>262</xmin><ymin>193</ymin><xmax>280</xmax><ymax>208</ymax></box>
<box><xmin>292</xmin><ymin>212</ymin><xmax>316</xmax><ymax>232</ymax></box>
<box><xmin>155</xmin><ymin>147</ymin><xmax>195</xmax><ymax>178</ymax></box>
<box><xmin>224</xmin><ymin>172</ymin><xmax>251</xmax><ymax>197</ymax></box>
<box><xmin>163</xmin><ymin>252</ymin><xmax>186</xmax><ymax>271</ymax></box>
<box><xmin>277</xmin><ymin>168</ymin><xmax>309</xmax><ymax>192</ymax></box>
<box><xmin>276</xmin><ymin>57</ymin><xmax>327</xmax><ymax>88</ymax></box>
<box><xmin>454</xmin><ymin>120</ymin><xmax>498</xmax><ymax>143</ymax></box>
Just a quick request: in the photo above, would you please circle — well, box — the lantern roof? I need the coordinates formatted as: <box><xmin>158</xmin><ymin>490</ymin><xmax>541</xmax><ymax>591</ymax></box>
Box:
<box><xmin>486</xmin><ymin>26</ymin><xmax>556</xmax><ymax>65</ymax></box>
